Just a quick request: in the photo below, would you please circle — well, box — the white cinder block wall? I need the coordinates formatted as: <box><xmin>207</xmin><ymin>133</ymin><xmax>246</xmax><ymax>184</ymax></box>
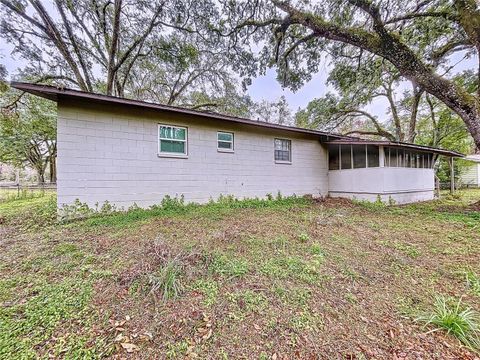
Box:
<box><xmin>57</xmin><ymin>99</ymin><xmax>329</xmax><ymax>209</ymax></box>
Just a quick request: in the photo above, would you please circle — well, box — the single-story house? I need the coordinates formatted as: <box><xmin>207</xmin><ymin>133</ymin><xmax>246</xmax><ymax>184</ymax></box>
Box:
<box><xmin>12</xmin><ymin>82</ymin><xmax>463</xmax><ymax>209</ymax></box>
<box><xmin>459</xmin><ymin>154</ymin><xmax>480</xmax><ymax>187</ymax></box>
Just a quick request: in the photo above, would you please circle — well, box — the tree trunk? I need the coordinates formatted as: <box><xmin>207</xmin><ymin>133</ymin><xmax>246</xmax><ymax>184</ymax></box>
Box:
<box><xmin>49</xmin><ymin>154</ymin><xmax>57</xmax><ymax>183</ymax></box>
<box><xmin>407</xmin><ymin>85</ymin><xmax>423</xmax><ymax>143</ymax></box>
<box><xmin>36</xmin><ymin>166</ymin><xmax>45</xmax><ymax>184</ymax></box>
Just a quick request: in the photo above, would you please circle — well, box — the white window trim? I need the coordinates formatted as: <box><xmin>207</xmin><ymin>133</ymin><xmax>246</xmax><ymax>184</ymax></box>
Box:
<box><xmin>274</xmin><ymin>138</ymin><xmax>292</xmax><ymax>164</ymax></box>
<box><xmin>158</xmin><ymin>124</ymin><xmax>188</xmax><ymax>158</ymax></box>
<box><xmin>217</xmin><ymin>131</ymin><xmax>234</xmax><ymax>153</ymax></box>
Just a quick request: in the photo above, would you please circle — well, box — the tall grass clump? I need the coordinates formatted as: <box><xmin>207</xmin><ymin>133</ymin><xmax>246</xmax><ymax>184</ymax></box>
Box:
<box><xmin>416</xmin><ymin>296</ymin><xmax>480</xmax><ymax>350</ymax></box>
<box><xmin>147</xmin><ymin>260</ymin><xmax>184</xmax><ymax>302</ymax></box>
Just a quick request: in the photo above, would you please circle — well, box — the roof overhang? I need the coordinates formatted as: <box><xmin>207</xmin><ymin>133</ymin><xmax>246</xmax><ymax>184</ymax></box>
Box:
<box><xmin>464</xmin><ymin>155</ymin><xmax>480</xmax><ymax>163</ymax></box>
<box><xmin>326</xmin><ymin>139</ymin><xmax>464</xmax><ymax>158</ymax></box>
<box><xmin>10</xmin><ymin>82</ymin><xmax>348</xmax><ymax>142</ymax></box>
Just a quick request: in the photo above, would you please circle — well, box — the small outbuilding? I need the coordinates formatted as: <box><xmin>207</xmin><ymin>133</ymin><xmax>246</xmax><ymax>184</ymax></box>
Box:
<box><xmin>459</xmin><ymin>155</ymin><xmax>480</xmax><ymax>188</ymax></box>
<box><xmin>12</xmin><ymin>82</ymin><xmax>464</xmax><ymax>209</ymax></box>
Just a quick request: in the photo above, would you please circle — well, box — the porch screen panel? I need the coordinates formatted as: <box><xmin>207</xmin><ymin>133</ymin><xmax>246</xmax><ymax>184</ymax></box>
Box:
<box><xmin>352</xmin><ymin>145</ymin><xmax>366</xmax><ymax>168</ymax></box>
<box><xmin>390</xmin><ymin>148</ymin><xmax>398</xmax><ymax>167</ymax></box>
<box><xmin>329</xmin><ymin>145</ymin><xmax>340</xmax><ymax>170</ymax></box>
<box><xmin>341</xmin><ymin>145</ymin><xmax>352</xmax><ymax>169</ymax></box>
<box><xmin>367</xmin><ymin>145</ymin><xmax>379</xmax><ymax>167</ymax></box>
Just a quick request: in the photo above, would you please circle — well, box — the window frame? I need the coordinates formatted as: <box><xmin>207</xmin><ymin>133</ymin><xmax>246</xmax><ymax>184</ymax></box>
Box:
<box><xmin>274</xmin><ymin>138</ymin><xmax>292</xmax><ymax>164</ymax></box>
<box><xmin>217</xmin><ymin>131</ymin><xmax>234</xmax><ymax>153</ymax></box>
<box><xmin>158</xmin><ymin>124</ymin><xmax>188</xmax><ymax>158</ymax></box>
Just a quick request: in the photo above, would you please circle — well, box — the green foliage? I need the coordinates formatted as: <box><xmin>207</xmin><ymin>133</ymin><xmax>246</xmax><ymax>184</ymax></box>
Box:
<box><xmin>289</xmin><ymin>310</ymin><xmax>323</xmax><ymax>331</ymax></box>
<box><xmin>309</xmin><ymin>243</ymin><xmax>325</xmax><ymax>257</ymax></box>
<box><xmin>380</xmin><ymin>240</ymin><xmax>421</xmax><ymax>258</ymax></box>
<box><xmin>0</xmin><ymin>193</ymin><xmax>56</xmax><ymax>228</ymax></box>
<box><xmin>0</xmin><ymin>93</ymin><xmax>56</xmax><ymax>182</ymax></box>
<box><xmin>75</xmin><ymin>194</ymin><xmax>310</xmax><ymax>227</ymax></box>
<box><xmin>416</xmin><ymin>296</ymin><xmax>480</xmax><ymax>350</ymax></box>
<box><xmin>209</xmin><ymin>253</ymin><xmax>249</xmax><ymax>278</ymax></box>
<box><xmin>273</xmin><ymin>286</ymin><xmax>311</xmax><ymax>307</ymax></box>
<box><xmin>352</xmin><ymin>196</ymin><xmax>387</xmax><ymax>211</ymax></box>
<box><xmin>260</xmin><ymin>255</ymin><xmax>323</xmax><ymax>284</ymax></box>
<box><xmin>0</xmin><ymin>279</ymin><xmax>93</xmax><ymax>358</ymax></box>
<box><xmin>298</xmin><ymin>232</ymin><xmax>310</xmax><ymax>243</ymax></box>
<box><xmin>227</xmin><ymin>290</ymin><xmax>268</xmax><ymax>313</ymax></box>
<box><xmin>191</xmin><ymin>279</ymin><xmax>219</xmax><ymax>306</ymax></box>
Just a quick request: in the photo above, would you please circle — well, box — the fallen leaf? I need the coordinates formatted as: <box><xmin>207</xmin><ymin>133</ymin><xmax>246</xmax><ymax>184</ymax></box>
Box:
<box><xmin>121</xmin><ymin>343</ymin><xmax>139</xmax><ymax>353</ymax></box>
<box><xmin>202</xmin><ymin>328</ymin><xmax>213</xmax><ymax>341</ymax></box>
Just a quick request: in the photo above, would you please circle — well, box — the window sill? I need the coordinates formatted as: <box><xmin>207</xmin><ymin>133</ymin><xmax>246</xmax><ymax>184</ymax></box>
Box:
<box><xmin>217</xmin><ymin>149</ymin><xmax>234</xmax><ymax>153</ymax></box>
<box><xmin>275</xmin><ymin>160</ymin><xmax>292</xmax><ymax>165</ymax></box>
<box><xmin>157</xmin><ymin>153</ymin><xmax>188</xmax><ymax>159</ymax></box>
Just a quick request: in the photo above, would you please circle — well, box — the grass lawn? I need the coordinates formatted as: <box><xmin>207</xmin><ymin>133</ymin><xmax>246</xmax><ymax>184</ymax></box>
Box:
<box><xmin>1</xmin><ymin>191</ymin><xmax>479</xmax><ymax>359</ymax></box>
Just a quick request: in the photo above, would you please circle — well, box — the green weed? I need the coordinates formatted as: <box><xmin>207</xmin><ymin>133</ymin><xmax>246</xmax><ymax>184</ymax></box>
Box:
<box><xmin>192</xmin><ymin>279</ymin><xmax>219</xmax><ymax>306</ymax></box>
<box><xmin>0</xmin><ymin>278</ymin><xmax>93</xmax><ymax>358</ymax></box>
<box><xmin>209</xmin><ymin>253</ymin><xmax>249</xmax><ymax>278</ymax></box>
<box><xmin>298</xmin><ymin>232</ymin><xmax>310</xmax><ymax>242</ymax></box>
<box><xmin>261</xmin><ymin>255</ymin><xmax>323</xmax><ymax>284</ymax></box>
<box><xmin>228</xmin><ymin>290</ymin><xmax>268</xmax><ymax>313</ymax></box>
<box><xmin>416</xmin><ymin>296</ymin><xmax>480</xmax><ymax>350</ymax></box>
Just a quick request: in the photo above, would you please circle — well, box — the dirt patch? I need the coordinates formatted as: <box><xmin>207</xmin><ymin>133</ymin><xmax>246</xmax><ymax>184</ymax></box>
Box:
<box><xmin>468</xmin><ymin>200</ymin><xmax>480</xmax><ymax>212</ymax></box>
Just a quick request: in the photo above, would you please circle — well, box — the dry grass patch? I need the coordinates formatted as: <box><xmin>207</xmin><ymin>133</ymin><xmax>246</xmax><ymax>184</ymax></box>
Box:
<box><xmin>1</xmin><ymin>190</ymin><xmax>480</xmax><ymax>358</ymax></box>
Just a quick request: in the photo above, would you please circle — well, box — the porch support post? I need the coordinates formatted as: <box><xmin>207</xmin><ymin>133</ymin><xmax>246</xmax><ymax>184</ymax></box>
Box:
<box><xmin>450</xmin><ymin>157</ymin><xmax>455</xmax><ymax>194</ymax></box>
<box><xmin>379</xmin><ymin>146</ymin><xmax>385</xmax><ymax>167</ymax></box>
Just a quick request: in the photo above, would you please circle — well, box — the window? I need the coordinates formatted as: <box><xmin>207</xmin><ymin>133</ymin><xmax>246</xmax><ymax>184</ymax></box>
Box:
<box><xmin>158</xmin><ymin>124</ymin><xmax>187</xmax><ymax>156</ymax></box>
<box><xmin>384</xmin><ymin>148</ymin><xmax>435</xmax><ymax>169</ymax></box>
<box><xmin>329</xmin><ymin>144</ymin><xmax>340</xmax><ymax>170</ymax></box>
<box><xmin>397</xmin><ymin>149</ymin><xmax>404</xmax><ymax>167</ymax></box>
<box><xmin>328</xmin><ymin>144</ymin><xmax>380</xmax><ymax>170</ymax></box>
<box><xmin>217</xmin><ymin>131</ymin><xmax>234</xmax><ymax>152</ymax></box>
<box><xmin>274</xmin><ymin>138</ymin><xmax>291</xmax><ymax>163</ymax></box>
<box><xmin>341</xmin><ymin>145</ymin><xmax>352</xmax><ymax>169</ymax></box>
<box><xmin>352</xmin><ymin>145</ymin><xmax>366</xmax><ymax>168</ymax></box>
<box><xmin>390</xmin><ymin>148</ymin><xmax>399</xmax><ymax>167</ymax></box>
<box><xmin>367</xmin><ymin>145</ymin><xmax>379</xmax><ymax>167</ymax></box>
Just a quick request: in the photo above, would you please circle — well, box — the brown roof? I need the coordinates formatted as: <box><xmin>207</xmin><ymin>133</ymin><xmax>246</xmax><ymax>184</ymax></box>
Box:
<box><xmin>11</xmin><ymin>82</ymin><xmax>463</xmax><ymax>157</ymax></box>
<box><xmin>327</xmin><ymin>139</ymin><xmax>464</xmax><ymax>158</ymax></box>
<box><xmin>10</xmin><ymin>82</ymin><xmax>348</xmax><ymax>141</ymax></box>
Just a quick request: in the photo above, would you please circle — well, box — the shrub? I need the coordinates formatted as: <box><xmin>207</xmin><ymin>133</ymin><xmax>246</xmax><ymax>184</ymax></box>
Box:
<box><xmin>416</xmin><ymin>296</ymin><xmax>480</xmax><ymax>350</ymax></box>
